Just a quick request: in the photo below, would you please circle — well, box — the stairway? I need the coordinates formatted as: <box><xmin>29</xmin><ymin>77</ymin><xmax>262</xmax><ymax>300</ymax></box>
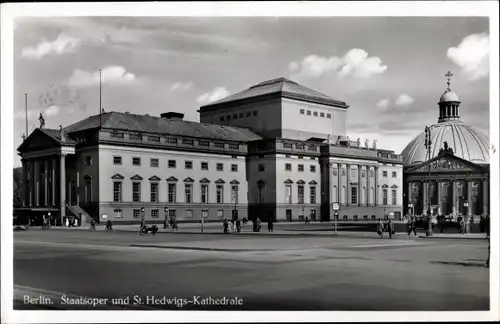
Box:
<box><xmin>66</xmin><ymin>205</ymin><xmax>93</xmax><ymax>226</ymax></box>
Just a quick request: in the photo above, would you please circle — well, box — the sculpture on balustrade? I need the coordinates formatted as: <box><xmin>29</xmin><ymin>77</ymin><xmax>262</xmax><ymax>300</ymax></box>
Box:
<box><xmin>38</xmin><ymin>113</ymin><xmax>45</xmax><ymax>128</ymax></box>
<box><xmin>364</xmin><ymin>139</ymin><xmax>369</xmax><ymax>148</ymax></box>
<box><xmin>335</xmin><ymin>135</ymin><xmax>341</xmax><ymax>145</ymax></box>
<box><xmin>373</xmin><ymin>140</ymin><xmax>377</xmax><ymax>149</ymax></box>
<box><xmin>357</xmin><ymin>138</ymin><xmax>361</xmax><ymax>148</ymax></box>
<box><xmin>438</xmin><ymin>141</ymin><xmax>454</xmax><ymax>155</ymax></box>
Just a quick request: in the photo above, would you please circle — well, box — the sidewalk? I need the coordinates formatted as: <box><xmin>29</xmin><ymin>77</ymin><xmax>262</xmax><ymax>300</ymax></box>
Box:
<box><xmin>418</xmin><ymin>233</ymin><xmax>488</xmax><ymax>240</ymax></box>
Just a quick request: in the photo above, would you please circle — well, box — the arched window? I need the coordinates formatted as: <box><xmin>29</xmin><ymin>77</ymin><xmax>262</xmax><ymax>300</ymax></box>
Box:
<box><xmin>341</xmin><ymin>186</ymin><xmax>347</xmax><ymax>204</ymax></box>
<box><xmin>332</xmin><ymin>185</ymin><xmax>338</xmax><ymax>203</ymax></box>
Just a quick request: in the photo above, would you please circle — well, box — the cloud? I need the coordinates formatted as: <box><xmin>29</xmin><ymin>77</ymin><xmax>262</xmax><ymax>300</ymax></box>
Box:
<box><xmin>170</xmin><ymin>82</ymin><xmax>194</xmax><ymax>92</ymax></box>
<box><xmin>197</xmin><ymin>87</ymin><xmax>230</xmax><ymax>104</ymax></box>
<box><xmin>447</xmin><ymin>33</ymin><xmax>489</xmax><ymax>80</ymax></box>
<box><xmin>395</xmin><ymin>94</ymin><xmax>415</xmax><ymax>106</ymax></box>
<box><xmin>290</xmin><ymin>48</ymin><xmax>387</xmax><ymax>80</ymax></box>
<box><xmin>21</xmin><ymin>33</ymin><xmax>80</xmax><ymax>60</ymax></box>
<box><xmin>67</xmin><ymin>66</ymin><xmax>136</xmax><ymax>87</ymax></box>
<box><xmin>376</xmin><ymin>99</ymin><xmax>390</xmax><ymax>111</ymax></box>
<box><xmin>44</xmin><ymin>105</ymin><xmax>61</xmax><ymax>117</ymax></box>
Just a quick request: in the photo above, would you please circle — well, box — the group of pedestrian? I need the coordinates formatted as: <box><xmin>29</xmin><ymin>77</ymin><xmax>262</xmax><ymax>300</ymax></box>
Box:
<box><xmin>222</xmin><ymin>219</ymin><xmax>242</xmax><ymax>233</ymax></box>
<box><xmin>222</xmin><ymin>217</ymin><xmax>275</xmax><ymax>233</ymax></box>
<box><xmin>376</xmin><ymin>219</ymin><xmax>395</xmax><ymax>239</ymax></box>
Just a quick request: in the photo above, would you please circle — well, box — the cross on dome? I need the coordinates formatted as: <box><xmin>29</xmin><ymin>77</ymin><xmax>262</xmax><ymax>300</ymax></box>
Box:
<box><xmin>445</xmin><ymin>71</ymin><xmax>453</xmax><ymax>90</ymax></box>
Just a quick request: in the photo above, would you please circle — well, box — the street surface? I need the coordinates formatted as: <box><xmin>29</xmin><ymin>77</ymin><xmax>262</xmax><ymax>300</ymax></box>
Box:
<box><xmin>13</xmin><ymin>229</ymin><xmax>489</xmax><ymax>311</ymax></box>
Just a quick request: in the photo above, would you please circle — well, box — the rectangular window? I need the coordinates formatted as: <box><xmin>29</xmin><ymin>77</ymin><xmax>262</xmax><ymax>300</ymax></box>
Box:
<box><xmin>296</xmin><ymin>144</ymin><xmax>305</xmax><ymax>150</ymax></box>
<box><xmin>185</xmin><ymin>184</ymin><xmax>192</xmax><ymax>203</ymax></box>
<box><xmin>214</xmin><ymin>142</ymin><xmax>225</xmax><ymax>148</ymax></box>
<box><xmin>246</xmin><ymin>111</ymin><xmax>251</xmax><ymax>117</ymax></box>
<box><xmin>150</xmin><ymin>182</ymin><xmax>159</xmax><ymax>203</ymax></box>
<box><xmin>229</xmin><ymin>144</ymin><xmax>239</xmax><ymax>150</ymax></box>
<box><xmin>307</xmin><ymin>144</ymin><xmax>316</xmax><ymax>151</ymax></box>
<box><xmin>326</xmin><ymin>113</ymin><xmax>332</xmax><ymax>119</ymax></box>
<box><xmin>285</xmin><ymin>184</ymin><xmax>292</xmax><ymax>204</ymax></box>
<box><xmin>258</xmin><ymin>164</ymin><xmax>265</xmax><ymax>172</ymax></box>
<box><xmin>166</xmin><ymin>137</ymin><xmax>177</xmax><ymax>144</ymax></box>
<box><xmin>216</xmin><ymin>163</ymin><xmax>224</xmax><ymax>171</ymax></box>
<box><xmin>310</xmin><ymin>165</ymin><xmax>316</xmax><ymax>172</ymax></box>
<box><xmin>310</xmin><ymin>186</ymin><xmax>316</xmax><ymax>204</ymax></box>
<box><xmin>300</xmin><ymin>109</ymin><xmax>305</xmax><ymax>115</ymax></box>
<box><xmin>198</xmin><ymin>140</ymin><xmax>210</xmax><ymax>147</ymax></box>
<box><xmin>285</xmin><ymin>163</ymin><xmax>292</xmax><ymax>171</ymax></box>
<box><xmin>201</xmin><ymin>162</ymin><xmax>209</xmax><ymax>170</ymax></box>
<box><xmin>202</xmin><ymin>210</ymin><xmax>209</xmax><ymax>218</ymax></box>
<box><xmin>132</xmin><ymin>182</ymin><xmax>141</xmax><ymax>202</ymax></box>
<box><xmin>313</xmin><ymin>111</ymin><xmax>318</xmax><ymax>116</ymax></box>
<box><xmin>185</xmin><ymin>209</ymin><xmax>193</xmax><ymax>219</ymax></box>
<box><xmin>298</xmin><ymin>185</ymin><xmax>304</xmax><ymax>204</ymax></box>
<box><xmin>226</xmin><ymin>115</ymin><xmax>231</xmax><ymax>120</ymax></box>
<box><xmin>114</xmin><ymin>208</ymin><xmax>123</xmax><ymax>218</ymax></box>
<box><xmin>185</xmin><ymin>161</ymin><xmax>193</xmax><ymax>169</ymax></box>
<box><xmin>216</xmin><ymin>185</ymin><xmax>224</xmax><ymax>203</ymax></box>
<box><xmin>169</xmin><ymin>209</ymin><xmax>176</xmax><ymax>220</ymax></box>
<box><xmin>219</xmin><ymin>116</ymin><xmax>225</xmax><ymax>121</ymax></box>
<box><xmin>392</xmin><ymin>189</ymin><xmax>397</xmax><ymax>205</ymax></box>
<box><xmin>252</xmin><ymin>110</ymin><xmax>258</xmax><ymax>116</ymax></box>
<box><xmin>151</xmin><ymin>209</ymin><xmax>159</xmax><ymax>218</ymax></box>
<box><xmin>150</xmin><ymin>158</ymin><xmax>159</xmax><ymax>168</ymax></box>
<box><xmin>132</xmin><ymin>157</ymin><xmax>141</xmax><ymax>166</ymax></box>
<box><xmin>343</xmin><ymin>215</ymin><xmax>348</xmax><ymax>221</ymax></box>
<box><xmin>148</xmin><ymin>135</ymin><xmax>160</xmax><ymax>143</ymax></box>
<box><xmin>298</xmin><ymin>164</ymin><xmax>304</xmax><ymax>172</ymax></box>
<box><xmin>320</xmin><ymin>112</ymin><xmax>325</xmax><ymax>118</ymax></box>
<box><xmin>383</xmin><ymin>171</ymin><xmax>388</xmax><ymax>177</ymax></box>
<box><xmin>168</xmin><ymin>183</ymin><xmax>176</xmax><ymax>203</ymax></box>
<box><xmin>383</xmin><ymin>189</ymin><xmax>388</xmax><ymax>205</ymax></box>
<box><xmin>283</xmin><ymin>143</ymin><xmax>293</xmax><ymax>149</ymax></box>
<box><xmin>392</xmin><ymin>171</ymin><xmax>397</xmax><ymax>178</ymax></box>
<box><xmin>168</xmin><ymin>160</ymin><xmax>176</xmax><ymax>168</ymax></box>
<box><xmin>217</xmin><ymin>209</ymin><xmax>224</xmax><ymax>219</ymax></box>
<box><xmin>182</xmin><ymin>138</ymin><xmax>194</xmax><ymax>145</ymax></box>
<box><xmin>231</xmin><ymin>185</ymin><xmax>239</xmax><ymax>204</ymax></box>
<box><xmin>201</xmin><ymin>184</ymin><xmax>209</xmax><ymax>203</ymax></box>
<box><xmin>111</xmin><ymin>131</ymin><xmax>124</xmax><ymax>139</ymax></box>
<box><xmin>239</xmin><ymin>113</ymin><xmax>244</xmax><ymax>118</ymax></box>
<box><xmin>351</xmin><ymin>187</ymin><xmax>358</xmax><ymax>204</ymax></box>
<box><xmin>306</xmin><ymin>110</ymin><xmax>311</xmax><ymax>116</ymax></box>
<box><xmin>130</xmin><ymin>132</ymin><xmax>142</xmax><ymax>140</ymax></box>
<box><xmin>231</xmin><ymin>164</ymin><xmax>238</xmax><ymax>172</ymax></box>
<box><xmin>233</xmin><ymin>114</ymin><xmax>238</xmax><ymax>119</ymax></box>
<box><xmin>133</xmin><ymin>209</ymin><xmax>141</xmax><ymax>218</ymax></box>
<box><xmin>85</xmin><ymin>156</ymin><xmax>92</xmax><ymax>166</ymax></box>
<box><xmin>113</xmin><ymin>181</ymin><xmax>122</xmax><ymax>202</ymax></box>
<box><xmin>113</xmin><ymin>156</ymin><xmax>122</xmax><ymax>165</ymax></box>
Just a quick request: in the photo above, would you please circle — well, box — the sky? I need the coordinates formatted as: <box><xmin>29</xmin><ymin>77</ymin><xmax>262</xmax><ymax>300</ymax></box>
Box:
<box><xmin>13</xmin><ymin>17</ymin><xmax>490</xmax><ymax>166</ymax></box>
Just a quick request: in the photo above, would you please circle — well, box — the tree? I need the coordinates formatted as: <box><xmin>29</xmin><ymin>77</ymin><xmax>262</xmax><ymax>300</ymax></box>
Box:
<box><xmin>13</xmin><ymin>167</ymin><xmax>23</xmax><ymax>207</ymax></box>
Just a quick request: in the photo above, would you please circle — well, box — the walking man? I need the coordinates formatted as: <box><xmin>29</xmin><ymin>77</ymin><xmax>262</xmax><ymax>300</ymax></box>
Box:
<box><xmin>256</xmin><ymin>217</ymin><xmax>261</xmax><ymax>232</ymax></box>
<box><xmin>377</xmin><ymin>219</ymin><xmax>384</xmax><ymax>238</ymax></box>
<box><xmin>268</xmin><ymin>217</ymin><xmax>274</xmax><ymax>232</ymax></box>
<box><xmin>236</xmin><ymin>219</ymin><xmax>241</xmax><ymax>233</ymax></box>
<box><xmin>387</xmin><ymin>219</ymin><xmax>393</xmax><ymax>239</ymax></box>
<box><xmin>223</xmin><ymin>219</ymin><xmax>229</xmax><ymax>234</ymax></box>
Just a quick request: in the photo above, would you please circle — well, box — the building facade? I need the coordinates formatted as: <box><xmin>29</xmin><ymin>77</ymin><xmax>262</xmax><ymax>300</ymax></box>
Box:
<box><xmin>16</xmin><ymin>78</ymin><xmax>404</xmax><ymax>225</ymax></box>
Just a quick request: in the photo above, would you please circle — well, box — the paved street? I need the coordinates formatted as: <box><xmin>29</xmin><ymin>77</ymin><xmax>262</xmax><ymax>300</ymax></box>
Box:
<box><xmin>13</xmin><ymin>229</ymin><xmax>489</xmax><ymax>311</ymax></box>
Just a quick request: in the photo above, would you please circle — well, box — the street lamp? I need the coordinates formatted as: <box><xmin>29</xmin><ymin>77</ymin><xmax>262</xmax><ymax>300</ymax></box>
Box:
<box><xmin>164</xmin><ymin>207</ymin><xmax>169</xmax><ymax>229</ymax></box>
<box><xmin>141</xmin><ymin>207</ymin><xmax>145</xmax><ymax>227</ymax></box>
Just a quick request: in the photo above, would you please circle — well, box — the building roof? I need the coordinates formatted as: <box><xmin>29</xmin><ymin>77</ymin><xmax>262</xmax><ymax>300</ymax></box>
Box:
<box><xmin>39</xmin><ymin>128</ymin><xmax>77</xmax><ymax>144</ymax></box>
<box><xmin>64</xmin><ymin>111</ymin><xmax>262</xmax><ymax>142</ymax></box>
<box><xmin>200</xmin><ymin>77</ymin><xmax>348</xmax><ymax>109</ymax></box>
<box><xmin>401</xmin><ymin>120</ymin><xmax>490</xmax><ymax>165</ymax></box>
<box><xmin>439</xmin><ymin>89</ymin><xmax>460</xmax><ymax>103</ymax></box>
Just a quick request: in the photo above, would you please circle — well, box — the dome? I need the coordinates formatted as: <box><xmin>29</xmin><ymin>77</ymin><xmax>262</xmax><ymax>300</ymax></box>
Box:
<box><xmin>402</xmin><ymin>120</ymin><xmax>490</xmax><ymax>165</ymax></box>
<box><xmin>439</xmin><ymin>90</ymin><xmax>460</xmax><ymax>103</ymax></box>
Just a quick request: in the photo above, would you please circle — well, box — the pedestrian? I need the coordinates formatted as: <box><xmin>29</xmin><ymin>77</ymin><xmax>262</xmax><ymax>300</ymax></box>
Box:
<box><xmin>377</xmin><ymin>219</ymin><xmax>384</xmax><ymax>238</ymax></box>
<box><xmin>236</xmin><ymin>219</ymin><xmax>241</xmax><ymax>233</ymax></box>
<box><xmin>163</xmin><ymin>219</ymin><xmax>168</xmax><ymax>229</ymax></box>
<box><xmin>223</xmin><ymin>219</ymin><xmax>229</xmax><ymax>234</ymax></box>
<box><xmin>387</xmin><ymin>219</ymin><xmax>393</xmax><ymax>239</ymax></box>
<box><xmin>256</xmin><ymin>217</ymin><xmax>261</xmax><ymax>232</ymax></box>
<box><xmin>230</xmin><ymin>220</ymin><xmax>235</xmax><ymax>232</ymax></box>
<box><xmin>305</xmin><ymin>216</ymin><xmax>310</xmax><ymax>225</ymax></box>
<box><xmin>460</xmin><ymin>217</ymin><xmax>465</xmax><ymax>235</ymax></box>
<box><xmin>268</xmin><ymin>217</ymin><xmax>274</xmax><ymax>232</ymax></box>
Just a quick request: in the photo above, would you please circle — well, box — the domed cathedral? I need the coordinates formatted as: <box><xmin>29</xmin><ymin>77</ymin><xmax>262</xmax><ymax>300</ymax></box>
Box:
<box><xmin>402</xmin><ymin>72</ymin><xmax>490</xmax><ymax>218</ymax></box>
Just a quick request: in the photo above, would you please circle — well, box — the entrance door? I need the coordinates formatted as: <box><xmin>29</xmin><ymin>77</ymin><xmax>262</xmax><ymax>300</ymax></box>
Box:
<box><xmin>285</xmin><ymin>209</ymin><xmax>292</xmax><ymax>222</ymax></box>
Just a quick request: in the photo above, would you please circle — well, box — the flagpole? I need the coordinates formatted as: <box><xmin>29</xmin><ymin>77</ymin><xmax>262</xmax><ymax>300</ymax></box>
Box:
<box><xmin>99</xmin><ymin>69</ymin><xmax>102</xmax><ymax>128</ymax></box>
<box><xmin>25</xmin><ymin>93</ymin><xmax>28</xmax><ymax>138</ymax></box>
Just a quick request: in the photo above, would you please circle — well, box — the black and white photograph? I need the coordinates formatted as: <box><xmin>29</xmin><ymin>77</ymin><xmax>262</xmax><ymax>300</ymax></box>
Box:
<box><xmin>1</xmin><ymin>1</ymin><xmax>498</xmax><ymax>322</ymax></box>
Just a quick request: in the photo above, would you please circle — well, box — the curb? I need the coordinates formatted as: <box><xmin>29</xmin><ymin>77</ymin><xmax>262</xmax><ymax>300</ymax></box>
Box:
<box><xmin>417</xmin><ymin>235</ymin><xmax>487</xmax><ymax>241</ymax></box>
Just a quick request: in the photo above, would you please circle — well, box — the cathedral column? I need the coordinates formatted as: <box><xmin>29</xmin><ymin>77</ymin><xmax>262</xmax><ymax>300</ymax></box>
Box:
<box><xmin>34</xmin><ymin>159</ymin><xmax>40</xmax><ymax>206</ymax></box>
<box><xmin>346</xmin><ymin>164</ymin><xmax>350</xmax><ymax>206</ymax></box>
<box><xmin>60</xmin><ymin>154</ymin><xmax>67</xmax><ymax>224</ymax></box>
<box><xmin>482</xmin><ymin>179</ymin><xmax>489</xmax><ymax>215</ymax></box>
<box><xmin>44</xmin><ymin>159</ymin><xmax>49</xmax><ymax>206</ymax></box>
<box><xmin>366</xmin><ymin>166</ymin><xmax>370</xmax><ymax>206</ymax></box>
<box><xmin>436</xmin><ymin>181</ymin><xmax>441</xmax><ymax>215</ymax></box>
<box><xmin>358</xmin><ymin>165</ymin><xmax>361</xmax><ymax>206</ymax></box>
<box><xmin>52</xmin><ymin>157</ymin><xmax>57</xmax><ymax>206</ymax></box>
<box><xmin>452</xmin><ymin>180</ymin><xmax>457</xmax><ymax>215</ymax></box>
<box><xmin>374</xmin><ymin>167</ymin><xmax>378</xmax><ymax>206</ymax></box>
<box><xmin>467</xmin><ymin>181</ymin><xmax>472</xmax><ymax>216</ymax></box>
<box><xmin>22</xmin><ymin>160</ymin><xmax>27</xmax><ymax>207</ymax></box>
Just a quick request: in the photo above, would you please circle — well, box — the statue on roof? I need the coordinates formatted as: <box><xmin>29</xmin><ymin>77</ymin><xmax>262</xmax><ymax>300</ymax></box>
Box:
<box><xmin>364</xmin><ymin>139</ymin><xmax>369</xmax><ymax>148</ymax></box>
<box><xmin>21</xmin><ymin>134</ymin><xmax>26</xmax><ymax>141</ymax></box>
<box><xmin>439</xmin><ymin>141</ymin><xmax>454</xmax><ymax>155</ymax></box>
<box><xmin>59</xmin><ymin>125</ymin><xmax>66</xmax><ymax>143</ymax></box>
<box><xmin>356</xmin><ymin>138</ymin><xmax>361</xmax><ymax>148</ymax></box>
<box><xmin>373</xmin><ymin>140</ymin><xmax>377</xmax><ymax>149</ymax></box>
<box><xmin>38</xmin><ymin>113</ymin><xmax>45</xmax><ymax>128</ymax></box>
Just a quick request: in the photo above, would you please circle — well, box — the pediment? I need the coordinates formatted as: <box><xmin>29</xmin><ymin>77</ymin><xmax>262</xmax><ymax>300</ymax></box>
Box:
<box><xmin>166</xmin><ymin>176</ymin><xmax>178</xmax><ymax>182</ymax></box>
<box><xmin>17</xmin><ymin>128</ymin><xmax>61</xmax><ymax>153</ymax></box>
<box><xmin>149</xmin><ymin>175</ymin><xmax>161</xmax><ymax>181</ymax></box>
<box><xmin>230</xmin><ymin>180</ymin><xmax>240</xmax><ymax>185</ymax></box>
<box><xmin>111</xmin><ymin>174</ymin><xmax>124</xmax><ymax>180</ymax></box>
<box><xmin>408</xmin><ymin>153</ymin><xmax>484</xmax><ymax>173</ymax></box>
<box><xmin>296</xmin><ymin>180</ymin><xmax>306</xmax><ymax>185</ymax></box>
<box><xmin>309</xmin><ymin>180</ymin><xmax>318</xmax><ymax>185</ymax></box>
<box><xmin>215</xmin><ymin>179</ymin><xmax>225</xmax><ymax>184</ymax></box>
<box><xmin>284</xmin><ymin>179</ymin><xmax>294</xmax><ymax>184</ymax></box>
<box><xmin>200</xmin><ymin>178</ymin><xmax>211</xmax><ymax>183</ymax></box>
<box><xmin>184</xmin><ymin>177</ymin><xmax>195</xmax><ymax>183</ymax></box>
<box><xmin>130</xmin><ymin>174</ymin><xmax>143</xmax><ymax>181</ymax></box>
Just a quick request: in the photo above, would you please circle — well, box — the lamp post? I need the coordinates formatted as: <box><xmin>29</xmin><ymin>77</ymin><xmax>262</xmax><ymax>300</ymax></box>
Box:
<box><xmin>48</xmin><ymin>212</ymin><xmax>51</xmax><ymax>227</ymax></box>
<box><xmin>164</xmin><ymin>207</ymin><xmax>168</xmax><ymax>229</ymax></box>
<box><xmin>424</xmin><ymin>126</ymin><xmax>433</xmax><ymax>236</ymax></box>
<box><xmin>140</xmin><ymin>207</ymin><xmax>145</xmax><ymax>227</ymax></box>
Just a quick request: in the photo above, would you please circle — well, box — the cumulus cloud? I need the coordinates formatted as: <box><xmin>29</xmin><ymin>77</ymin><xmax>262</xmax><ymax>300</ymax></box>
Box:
<box><xmin>170</xmin><ymin>82</ymin><xmax>194</xmax><ymax>92</ymax></box>
<box><xmin>289</xmin><ymin>48</ymin><xmax>387</xmax><ymax>80</ymax></box>
<box><xmin>67</xmin><ymin>66</ymin><xmax>136</xmax><ymax>87</ymax></box>
<box><xmin>44</xmin><ymin>105</ymin><xmax>61</xmax><ymax>117</ymax></box>
<box><xmin>395</xmin><ymin>94</ymin><xmax>415</xmax><ymax>106</ymax></box>
<box><xmin>21</xmin><ymin>33</ymin><xmax>81</xmax><ymax>60</ymax></box>
<box><xmin>197</xmin><ymin>87</ymin><xmax>230</xmax><ymax>104</ymax></box>
<box><xmin>376</xmin><ymin>99</ymin><xmax>390</xmax><ymax>111</ymax></box>
<box><xmin>447</xmin><ymin>33</ymin><xmax>489</xmax><ymax>80</ymax></box>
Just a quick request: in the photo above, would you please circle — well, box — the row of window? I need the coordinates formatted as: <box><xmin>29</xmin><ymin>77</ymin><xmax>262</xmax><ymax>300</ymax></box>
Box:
<box><xmin>114</xmin><ymin>181</ymin><xmax>239</xmax><ymax>204</ymax></box>
<box><xmin>299</xmin><ymin>109</ymin><xmax>332</xmax><ymax>119</ymax></box>
<box><xmin>383</xmin><ymin>171</ymin><xmax>398</xmax><ymax>178</ymax></box>
<box><xmin>129</xmin><ymin>208</ymin><xmax>224</xmax><ymax>219</ymax></box>
<box><xmin>284</xmin><ymin>184</ymin><xmax>317</xmax><ymax>204</ymax></box>
<box><xmin>279</xmin><ymin>164</ymin><xmax>317</xmax><ymax>172</ymax></box>
<box><xmin>111</xmin><ymin>156</ymin><xmax>239</xmax><ymax>172</ymax></box>
<box><xmin>219</xmin><ymin>110</ymin><xmax>258</xmax><ymax>122</ymax></box>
